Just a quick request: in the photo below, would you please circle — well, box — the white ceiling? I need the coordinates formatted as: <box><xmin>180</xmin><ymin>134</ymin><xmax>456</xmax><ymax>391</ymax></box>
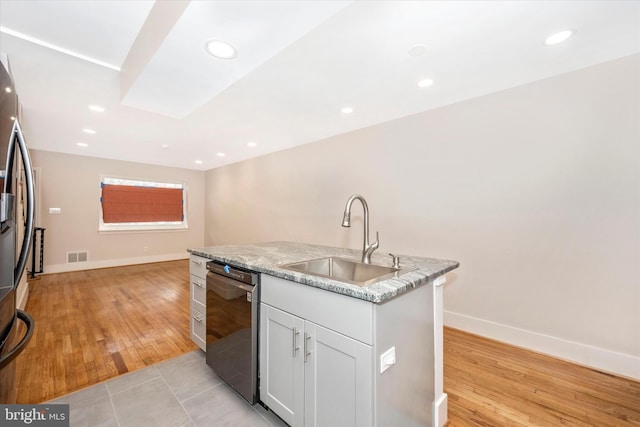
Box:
<box><xmin>1</xmin><ymin>0</ymin><xmax>639</xmax><ymax>171</ymax></box>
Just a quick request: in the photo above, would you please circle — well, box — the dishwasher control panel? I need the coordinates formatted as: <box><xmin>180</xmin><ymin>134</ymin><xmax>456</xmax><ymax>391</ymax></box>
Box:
<box><xmin>206</xmin><ymin>261</ymin><xmax>258</xmax><ymax>285</ymax></box>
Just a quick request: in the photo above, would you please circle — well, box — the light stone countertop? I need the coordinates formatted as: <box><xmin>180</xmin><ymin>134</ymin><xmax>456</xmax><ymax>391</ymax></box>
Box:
<box><xmin>188</xmin><ymin>241</ymin><xmax>459</xmax><ymax>304</ymax></box>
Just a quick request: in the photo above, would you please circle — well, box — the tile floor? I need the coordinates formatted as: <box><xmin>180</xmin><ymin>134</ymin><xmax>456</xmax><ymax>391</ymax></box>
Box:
<box><xmin>48</xmin><ymin>350</ymin><xmax>288</xmax><ymax>427</ymax></box>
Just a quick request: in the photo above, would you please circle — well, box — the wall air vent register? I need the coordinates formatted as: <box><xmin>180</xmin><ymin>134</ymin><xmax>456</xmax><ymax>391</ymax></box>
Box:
<box><xmin>66</xmin><ymin>251</ymin><xmax>88</xmax><ymax>263</ymax></box>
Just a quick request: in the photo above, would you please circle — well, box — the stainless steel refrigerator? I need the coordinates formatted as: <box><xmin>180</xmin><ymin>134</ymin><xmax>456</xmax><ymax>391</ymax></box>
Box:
<box><xmin>0</xmin><ymin>56</ymin><xmax>35</xmax><ymax>404</ymax></box>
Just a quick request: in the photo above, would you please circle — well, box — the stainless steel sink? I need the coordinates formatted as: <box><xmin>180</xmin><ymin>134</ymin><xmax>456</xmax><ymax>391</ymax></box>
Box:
<box><xmin>280</xmin><ymin>256</ymin><xmax>412</xmax><ymax>287</ymax></box>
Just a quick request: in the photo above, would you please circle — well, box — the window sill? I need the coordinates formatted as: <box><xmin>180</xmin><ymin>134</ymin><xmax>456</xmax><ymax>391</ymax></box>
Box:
<box><xmin>98</xmin><ymin>224</ymin><xmax>189</xmax><ymax>234</ymax></box>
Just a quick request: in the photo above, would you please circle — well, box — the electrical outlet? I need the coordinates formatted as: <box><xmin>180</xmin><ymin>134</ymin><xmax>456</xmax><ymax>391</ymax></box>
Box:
<box><xmin>49</xmin><ymin>207</ymin><xmax>61</xmax><ymax>214</ymax></box>
<box><xmin>380</xmin><ymin>346</ymin><xmax>396</xmax><ymax>374</ymax></box>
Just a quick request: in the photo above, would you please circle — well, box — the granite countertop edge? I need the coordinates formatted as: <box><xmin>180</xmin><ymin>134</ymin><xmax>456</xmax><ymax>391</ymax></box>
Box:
<box><xmin>188</xmin><ymin>241</ymin><xmax>459</xmax><ymax>304</ymax></box>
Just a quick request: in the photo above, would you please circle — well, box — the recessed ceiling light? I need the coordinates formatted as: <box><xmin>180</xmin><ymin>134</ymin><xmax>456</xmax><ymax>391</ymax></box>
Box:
<box><xmin>544</xmin><ymin>29</ymin><xmax>575</xmax><ymax>46</ymax></box>
<box><xmin>82</xmin><ymin>128</ymin><xmax>96</xmax><ymax>134</ymax></box>
<box><xmin>161</xmin><ymin>144</ymin><xmax>169</xmax><ymax>149</ymax></box>
<box><xmin>247</xmin><ymin>142</ymin><xmax>257</xmax><ymax>147</ymax></box>
<box><xmin>217</xmin><ymin>152</ymin><xmax>225</xmax><ymax>157</ymax></box>
<box><xmin>206</xmin><ymin>40</ymin><xmax>237</xmax><ymax>59</ymax></box>
<box><xmin>89</xmin><ymin>105</ymin><xmax>105</xmax><ymax>113</ymax></box>
<box><xmin>4</xmin><ymin>87</ymin><xmax>11</xmax><ymax>93</ymax></box>
<box><xmin>408</xmin><ymin>44</ymin><xmax>427</xmax><ymax>57</ymax></box>
<box><xmin>195</xmin><ymin>160</ymin><xmax>203</xmax><ymax>164</ymax></box>
<box><xmin>76</xmin><ymin>142</ymin><xmax>88</xmax><ymax>147</ymax></box>
<box><xmin>417</xmin><ymin>78</ymin><xmax>434</xmax><ymax>88</ymax></box>
<box><xmin>341</xmin><ymin>107</ymin><xmax>353</xmax><ymax>114</ymax></box>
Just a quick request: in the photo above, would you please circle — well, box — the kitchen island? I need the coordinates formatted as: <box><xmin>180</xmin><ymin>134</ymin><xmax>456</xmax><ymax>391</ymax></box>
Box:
<box><xmin>188</xmin><ymin>241</ymin><xmax>459</xmax><ymax>427</ymax></box>
<box><xmin>189</xmin><ymin>241</ymin><xmax>458</xmax><ymax>303</ymax></box>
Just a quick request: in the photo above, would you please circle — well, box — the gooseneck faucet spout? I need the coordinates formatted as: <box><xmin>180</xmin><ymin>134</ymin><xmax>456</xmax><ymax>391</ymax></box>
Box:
<box><xmin>341</xmin><ymin>194</ymin><xmax>379</xmax><ymax>264</ymax></box>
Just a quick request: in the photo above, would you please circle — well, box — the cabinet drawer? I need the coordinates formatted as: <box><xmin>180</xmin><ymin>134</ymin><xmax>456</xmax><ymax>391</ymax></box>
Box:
<box><xmin>190</xmin><ymin>274</ymin><xmax>206</xmax><ymax>305</ymax></box>
<box><xmin>262</xmin><ymin>275</ymin><xmax>373</xmax><ymax>345</ymax></box>
<box><xmin>189</xmin><ymin>255</ymin><xmax>208</xmax><ymax>279</ymax></box>
<box><xmin>190</xmin><ymin>302</ymin><xmax>206</xmax><ymax>351</ymax></box>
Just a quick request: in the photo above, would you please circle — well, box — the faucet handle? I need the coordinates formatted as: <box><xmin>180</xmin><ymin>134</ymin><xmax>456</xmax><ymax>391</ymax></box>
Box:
<box><xmin>388</xmin><ymin>253</ymin><xmax>400</xmax><ymax>268</ymax></box>
<box><xmin>363</xmin><ymin>232</ymin><xmax>380</xmax><ymax>264</ymax></box>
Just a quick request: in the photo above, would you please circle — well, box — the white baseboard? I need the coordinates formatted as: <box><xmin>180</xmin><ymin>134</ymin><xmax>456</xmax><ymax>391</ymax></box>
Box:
<box><xmin>444</xmin><ymin>310</ymin><xmax>640</xmax><ymax>381</ymax></box>
<box><xmin>432</xmin><ymin>393</ymin><xmax>448</xmax><ymax>427</ymax></box>
<box><xmin>44</xmin><ymin>252</ymin><xmax>189</xmax><ymax>274</ymax></box>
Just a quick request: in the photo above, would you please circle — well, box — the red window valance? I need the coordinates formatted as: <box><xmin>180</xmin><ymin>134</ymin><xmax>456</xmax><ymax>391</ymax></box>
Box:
<box><xmin>101</xmin><ymin>184</ymin><xmax>183</xmax><ymax>223</ymax></box>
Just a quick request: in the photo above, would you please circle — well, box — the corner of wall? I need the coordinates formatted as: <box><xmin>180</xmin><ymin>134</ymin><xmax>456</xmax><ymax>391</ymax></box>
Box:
<box><xmin>444</xmin><ymin>310</ymin><xmax>640</xmax><ymax>381</ymax></box>
<box><xmin>16</xmin><ymin>278</ymin><xmax>29</xmax><ymax>310</ymax></box>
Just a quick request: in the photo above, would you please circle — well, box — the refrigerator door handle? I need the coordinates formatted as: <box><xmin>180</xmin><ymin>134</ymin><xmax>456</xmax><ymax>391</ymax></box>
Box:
<box><xmin>7</xmin><ymin>121</ymin><xmax>35</xmax><ymax>288</ymax></box>
<box><xmin>0</xmin><ymin>310</ymin><xmax>34</xmax><ymax>370</ymax></box>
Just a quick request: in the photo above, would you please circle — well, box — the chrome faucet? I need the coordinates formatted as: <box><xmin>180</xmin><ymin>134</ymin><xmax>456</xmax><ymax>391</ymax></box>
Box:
<box><xmin>341</xmin><ymin>194</ymin><xmax>379</xmax><ymax>264</ymax></box>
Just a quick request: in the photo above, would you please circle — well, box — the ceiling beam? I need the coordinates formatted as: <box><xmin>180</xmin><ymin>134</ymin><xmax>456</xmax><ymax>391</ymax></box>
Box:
<box><xmin>120</xmin><ymin>0</ymin><xmax>190</xmax><ymax>101</ymax></box>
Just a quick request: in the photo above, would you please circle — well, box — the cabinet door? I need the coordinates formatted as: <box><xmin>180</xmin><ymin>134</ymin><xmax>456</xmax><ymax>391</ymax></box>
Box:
<box><xmin>260</xmin><ymin>304</ymin><xmax>305</xmax><ymax>426</ymax></box>
<box><xmin>304</xmin><ymin>322</ymin><xmax>372</xmax><ymax>427</ymax></box>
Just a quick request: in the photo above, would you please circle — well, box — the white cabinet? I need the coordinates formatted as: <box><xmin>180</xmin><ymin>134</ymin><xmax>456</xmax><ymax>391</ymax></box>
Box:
<box><xmin>260</xmin><ymin>273</ymin><xmax>441</xmax><ymax>427</ymax></box>
<box><xmin>260</xmin><ymin>275</ymin><xmax>373</xmax><ymax>427</ymax></box>
<box><xmin>304</xmin><ymin>320</ymin><xmax>372</xmax><ymax>427</ymax></box>
<box><xmin>189</xmin><ymin>254</ymin><xmax>208</xmax><ymax>350</ymax></box>
<box><xmin>260</xmin><ymin>304</ymin><xmax>304</xmax><ymax>426</ymax></box>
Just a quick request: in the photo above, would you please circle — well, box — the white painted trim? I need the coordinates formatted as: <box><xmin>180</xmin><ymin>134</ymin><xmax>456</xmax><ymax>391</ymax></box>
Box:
<box><xmin>444</xmin><ymin>310</ymin><xmax>640</xmax><ymax>381</ymax></box>
<box><xmin>16</xmin><ymin>281</ymin><xmax>29</xmax><ymax>310</ymax></box>
<box><xmin>432</xmin><ymin>393</ymin><xmax>448</xmax><ymax>427</ymax></box>
<box><xmin>44</xmin><ymin>252</ymin><xmax>188</xmax><ymax>274</ymax></box>
<box><xmin>432</xmin><ymin>284</ymin><xmax>447</xmax><ymax>427</ymax></box>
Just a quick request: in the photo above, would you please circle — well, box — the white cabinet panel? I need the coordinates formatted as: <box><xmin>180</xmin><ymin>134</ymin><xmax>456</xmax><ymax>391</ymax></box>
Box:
<box><xmin>261</xmin><ymin>301</ymin><xmax>372</xmax><ymax>427</ymax></box>
<box><xmin>189</xmin><ymin>254</ymin><xmax>209</xmax><ymax>351</ymax></box>
<box><xmin>190</xmin><ymin>274</ymin><xmax>206</xmax><ymax>305</ymax></box>
<box><xmin>261</xmin><ymin>274</ymin><xmax>373</xmax><ymax>345</ymax></box>
<box><xmin>190</xmin><ymin>301</ymin><xmax>206</xmax><ymax>350</ymax></box>
<box><xmin>304</xmin><ymin>322</ymin><xmax>372</xmax><ymax>427</ymax></box>
<box><xmin>189</xmin><ymin>255</ymin><xmax>208</xmax><ymax>279</ymax></box>
<box><xmin>261</xmin><ymin>304</ymin><xmax>304</xmax><ymax>426</ymax></box>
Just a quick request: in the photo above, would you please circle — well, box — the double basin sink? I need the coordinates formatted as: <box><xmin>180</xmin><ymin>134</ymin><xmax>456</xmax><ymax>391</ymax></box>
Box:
<box><xmin>281</xmin><ymin>256</ymin><xmax>413</xmax><ymax>287</ymax></box>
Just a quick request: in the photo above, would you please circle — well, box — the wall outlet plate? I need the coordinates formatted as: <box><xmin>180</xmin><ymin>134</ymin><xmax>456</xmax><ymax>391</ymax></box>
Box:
<box><xmin>380</xmin><ymin>346</ymin><xmax>396</xmax><ymax>374</ymax></box>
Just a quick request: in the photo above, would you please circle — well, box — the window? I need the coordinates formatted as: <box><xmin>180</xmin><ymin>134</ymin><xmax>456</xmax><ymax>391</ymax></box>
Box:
<box><xmin>99</xmin><ymin>177</ymin><xmax>187</xmax><ymax>232</ymax></box>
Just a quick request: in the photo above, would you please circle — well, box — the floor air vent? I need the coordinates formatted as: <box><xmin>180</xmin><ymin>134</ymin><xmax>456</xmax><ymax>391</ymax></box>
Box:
<box><xmin>67</xmin><ymin>251</ymin><xmax>88</xmax><ymax>263</ymax></box>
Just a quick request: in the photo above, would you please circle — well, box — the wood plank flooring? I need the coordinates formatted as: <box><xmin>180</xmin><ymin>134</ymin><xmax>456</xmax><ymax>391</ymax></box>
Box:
<box><xmin>444</xmin><ymin>327</ymin><xmax>640</xmax><ymax>426</ymax></box>
<box><xmin>13</xmin><ymin>260</ymin><xmax>640</xmax><ymax>426</ymax></box>
<box><xmin>14</xmin><ymin>260</ymin><xmax>197</xmax><ymax>404</ymax></box>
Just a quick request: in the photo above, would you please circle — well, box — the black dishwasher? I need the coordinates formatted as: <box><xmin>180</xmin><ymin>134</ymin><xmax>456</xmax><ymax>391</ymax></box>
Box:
<box><xmin>205</xmin><ymin>261</ymin><xmax>259</xmax><ymax>404</ymax></box>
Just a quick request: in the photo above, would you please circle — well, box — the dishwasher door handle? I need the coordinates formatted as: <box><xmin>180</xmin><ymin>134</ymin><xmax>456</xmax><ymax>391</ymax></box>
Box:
<box><xmin>207</xmin><ymin>272</ymin><xmax>255</xmax><ymax>293</ymax></box>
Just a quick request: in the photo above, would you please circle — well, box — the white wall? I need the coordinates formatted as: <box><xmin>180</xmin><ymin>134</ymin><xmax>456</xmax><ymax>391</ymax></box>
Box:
<box><xmin>205</xmin><ymin>54</ymin><xmax>640</xmax><ymax>379</ymax></box>
<box><xmin>29</xmin><ymin>150</ymin><xmax>205</xmax><ymax>272</ymax></box>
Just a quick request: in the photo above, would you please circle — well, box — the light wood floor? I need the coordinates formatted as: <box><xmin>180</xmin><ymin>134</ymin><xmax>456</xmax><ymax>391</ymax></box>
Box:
<box><xmin>15</xmin><ymin>260</ymin><xmax>197</xmax><ymax>404</ymax></box>
<box><xmin>14</xmin><ymin>261</ymin><xmax>640</xmax><ymax>426</ymax></box>
<box><xmin>444</xmin><ymin>328</ymin><xmax>640</xmax><ymax>426</ymax></box>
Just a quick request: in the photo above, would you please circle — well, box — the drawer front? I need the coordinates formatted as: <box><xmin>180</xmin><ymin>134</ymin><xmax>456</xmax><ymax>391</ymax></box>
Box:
<box><xmin>190</xmin><ymin>302</ymin><xmax>206</xmax><ymax>351</ymax></box>
<box><xmin>190</xmin><ymin>274</ymin><xmax>206</xmax><ymax>305</ymax></box>
<box><xmin>189</xmin><ymin>255</ymin><xmax>208</xmax><ymax>279</ymax></box>
<box><xmin>261</xmin><ymin>274</ymin><xmax>373</xmax><ymax>345</ymax></box>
